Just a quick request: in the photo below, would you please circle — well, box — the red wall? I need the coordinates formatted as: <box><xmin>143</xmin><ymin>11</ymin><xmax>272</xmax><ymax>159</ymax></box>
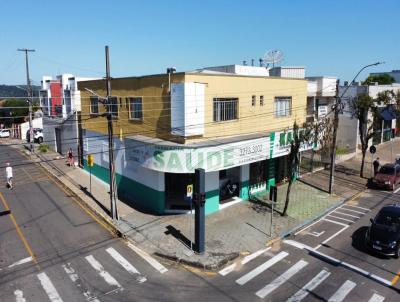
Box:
<box><xmin>50</xmin><ymin>82</ymin><xmax>62</xmax><ymax>116</ymax></box>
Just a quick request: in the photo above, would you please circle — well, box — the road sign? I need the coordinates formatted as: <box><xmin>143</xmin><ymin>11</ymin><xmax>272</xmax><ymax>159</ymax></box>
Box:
<box><xmin>186</xmin><ymin>184</ymin><xmax>193</xmax><ymax>199</ymax></box>
<box><xmin>369</xmin><ymin>145</ymin><xmax>376</xmax><ymax>154</ymax></box>
<box><xmin>88</xmin><ymin>154</ymin><xmax>94</xmax><ymax>167</ymax></box>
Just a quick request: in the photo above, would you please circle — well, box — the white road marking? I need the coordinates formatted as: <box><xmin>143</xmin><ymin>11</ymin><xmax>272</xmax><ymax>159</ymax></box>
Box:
<box><xmin>394</xmin><ymin>186</ymin><xmax>400</xmax><ymax>194</ymax></box>
<box><xmin>85</xmin><ymin>255</ymin><xmax>122</xmax><ymax>290</ymax></box>
<box><xmin>219</xmin><ymin>247</ymin><xmax>271</xmax><ymax>276</ymax></box>
<box><xmin>106</xmin><ymin>247</ymin><xmax>147</xmax><ymax>283</ymax></box>
<box><xmin>306</xmin><ymin>231</ymin><xmax>325</xmax><ymax>237</ymax></box>
<box><xmin>333</xmin><ymin>211</ymin><xmax>360</xmax><ymax>218</ymax></box>
<box><xmin>62</xmin><ymin>263</ymin><xmax>100</xmax><ymax>302</ymax></box>
<box><xmin>368</xmin><ymin>293</ymin><xmax>385</xmax><ymax>302</ymax></box>
<box><xmin>8</xmin><ymin>257</ymin><xmax>32</xmax><ymax>268</ymax></box>
<box><xmin>37</xmin><ymin>272</ymin><xmax>64</xmax><ymax>302</ymax></box>
<box><xmin>322</xmin><ymin>218</ymin><xmax>349</xmax><ymax>227</ymax></box>
<box><xmin>294</xmin><ymin>207</ymin><xmax>339</xmax><ymax>235</ymax></box>
<box><xmin>315</xmin><ymin>225</ymin><xmax>349</xmax><ymax>249</ymax></box>
<box><xmin>283</xmin><ymin>240</ymin><xmax>312</xmax><ymax>250</ymax></box>
<box><xmin>344</xmin><ymin>204</ymin><xmax>370</xmax><ymax>211</ymax></box>
<box><xmin>338</xmin><ymin>207</ymin><xmax>366</xmax><ymax>215</ymax></box>
<box><xmin>255</xmin><ymin>260</ymin><xmax>308</xmax><ymax>299</ymax></box>
<box><xmin>328</xmin><ymin>280</ymin><xmax>356</xmax><ymax>302</ymax></box>
<box><xmin>287</xmin><ymin>269</ymin><xmax>331</xmax><ymax>302</ymax></box>
<box><xmin>14</xmin><ymin>290</ymin><xmax>26</xmax><ymax>302</ymax></box>
<box><xmin>327</xmin><ymin>214</ymin><xmax>354</xmax><ymax>223</ymax></box>
<box><xmin>126</xmin><ymin>242</ymin><xmax>168</xmax><ymax>274</ymax></box>
<box><xmin>236</xmin><ymin>251</ymin><xmax>289</xmax><ymax>285</ymax></box>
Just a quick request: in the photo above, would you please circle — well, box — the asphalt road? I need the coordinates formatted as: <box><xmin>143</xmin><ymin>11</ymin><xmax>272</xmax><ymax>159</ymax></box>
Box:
<box><xmin>209</xmin><ymin>187</ymin><xmax>400</xmax><ymax>301</ymax></box>
<box><xmin>2</xmin><ymin>142</ymin><xmax>400</xmax><ymax>301</ymax></box>
<box><xmin>0</xmin><ymin>144</ymin><xmax>232</xmax><ymax>302</ymax></box>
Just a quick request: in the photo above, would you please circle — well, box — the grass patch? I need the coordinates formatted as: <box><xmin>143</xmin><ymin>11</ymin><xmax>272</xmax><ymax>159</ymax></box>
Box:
<box><xmin>38</xmin><ymin>144</ymin><xmax>49</xmax><ymax>153</ymax></box>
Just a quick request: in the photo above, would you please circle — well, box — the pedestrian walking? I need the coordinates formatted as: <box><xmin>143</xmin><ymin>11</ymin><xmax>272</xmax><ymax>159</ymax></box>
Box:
<box><xmin>67</xmin><ymin>148</ymin><xmax>75</xmax><ymax>167</ymax></box>
<box><xmin>5</xmin><ymin>163</ymin><xmax>13</xmax><ymax>189</ymax></box>
<box><xmin>373</xmin><ymin>157</ymin><xmax>380</xmax><ymax>176</ymax></box>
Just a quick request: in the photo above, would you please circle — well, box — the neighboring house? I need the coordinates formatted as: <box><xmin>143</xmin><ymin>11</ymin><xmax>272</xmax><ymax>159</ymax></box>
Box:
<box><xmin>369</xmin><ymin>70</ymin><xmax>400</xmax><ymax>83</ymax></box>
<box><xmin>78</xmin><ymin>69</ymin><xmax>310</xmax><ymax>215</ymax></box>
<box><xmin>306</xmin><ymin>76</ymin><xmax>337</xmax><ymax>123</ymax></box>
<box><xmin>39</xmin><ymin>74</ymin><xmax>98</xmax><ymax>155</ymax></box>
<box><xmin>338</xmin><ymin>82</ymin><xmax>400</xmax><ymax>151</ymax></box>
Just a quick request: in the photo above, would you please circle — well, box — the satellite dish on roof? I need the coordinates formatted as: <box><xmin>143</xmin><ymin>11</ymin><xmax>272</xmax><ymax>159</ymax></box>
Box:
<box><xmin>261</xmin><ymin>49</ymin><xmax>284</xmax><ymax>68</ymax></box>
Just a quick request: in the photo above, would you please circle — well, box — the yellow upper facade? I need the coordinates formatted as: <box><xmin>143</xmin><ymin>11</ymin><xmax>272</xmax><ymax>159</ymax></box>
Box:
<box><xmin>78</xmin><ymin>72</ymin><xmax>307</xmax><ymax>144</ymax></box>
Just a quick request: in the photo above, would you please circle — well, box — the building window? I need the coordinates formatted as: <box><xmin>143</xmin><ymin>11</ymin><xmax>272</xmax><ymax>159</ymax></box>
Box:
<box><xmin>260</xmin><ymin>95</ymin><xmax>264</xmax><ymax>106</ymax></box>
<box><xmin>90</xmin><ymin>97</ymin><xmax>99</xmax><ymax>115</ymax></box>
<box><xmin>252</xmin><ymin>95</ymin><xmax>256</xmax><ymax>106</ymax></box>
<box><xmin>128</xmin><ymin>97</ymin><xmax>143</xmax><ymax>120</ymax></box>
<box><xmin>213</xmin><ymin>98</ymin><xmax>238</xmax><ymax>122</ymax></box>
<box><xmin>108</xmin><ymin>97</ymin><xmax>118</xmax><ymax>118</ymax></box>
<box><xmin>274</xmin><ymin>97</ymin><xmax>292</xmax><ymax>117</ymax></box>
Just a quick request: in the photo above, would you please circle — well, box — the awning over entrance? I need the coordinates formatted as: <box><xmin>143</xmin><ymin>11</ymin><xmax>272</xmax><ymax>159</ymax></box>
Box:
<box><xmin>379</xmin><ymin>106</ymin><xmax>399</xmax><ymax>121</ymax></box>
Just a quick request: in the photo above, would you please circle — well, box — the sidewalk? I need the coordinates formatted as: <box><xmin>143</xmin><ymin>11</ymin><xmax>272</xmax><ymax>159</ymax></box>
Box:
<box><xmin>8</xmin><ymin>138</ymin><xmax>383</xmax><ymax>270</ymax></box>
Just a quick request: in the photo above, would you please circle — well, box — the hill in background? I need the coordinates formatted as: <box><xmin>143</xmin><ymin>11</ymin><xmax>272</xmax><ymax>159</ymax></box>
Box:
<box><xmin>0</xmin><ymin>85</ymin><xmax>40</xmax><ymax>99</ymax></box>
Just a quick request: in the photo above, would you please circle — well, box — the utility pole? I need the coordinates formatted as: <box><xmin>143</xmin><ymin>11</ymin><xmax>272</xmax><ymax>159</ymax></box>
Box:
<box><xmin>328</xmin><ymin>62</ymin><xmax>384</xmax><ymax>194</ymax></box>
<box><xmin>194</xmin><ymin>168</ymin><xmax>206</xmax><ymax>254</ymax></box>
<box><xmin>18</xmin><ymin>48</ymin><xmax>35</xmax><ymax>152</ymax></box>
<box><xmin>105</xmin><ymin>46</ymin><xmax>119</xmax><ymax>220</ymax></box>
<box><xmin>328</xmin><ymin>79</ymin><xmax>340</xmax><ymax>194</ymax></box>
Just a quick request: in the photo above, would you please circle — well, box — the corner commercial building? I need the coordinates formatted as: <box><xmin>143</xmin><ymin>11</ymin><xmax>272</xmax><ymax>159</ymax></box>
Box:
<box><xmin>78</xmin><ymin>70</ymin><xmax>310</xmax><ymax>215</ymax></box>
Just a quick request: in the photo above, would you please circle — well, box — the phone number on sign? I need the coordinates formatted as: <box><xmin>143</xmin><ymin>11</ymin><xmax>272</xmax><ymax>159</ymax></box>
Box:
<box><xmin>239</xmin><ymin>144</ymin><xmax>263</xmax><ymax>156</ymax></box>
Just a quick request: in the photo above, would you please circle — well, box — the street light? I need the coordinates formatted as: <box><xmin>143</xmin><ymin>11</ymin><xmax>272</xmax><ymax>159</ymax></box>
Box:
<box><xmin>328</xmin><ymin>62</ymin><xmax>385</xmax><ymax>194</ymax></box>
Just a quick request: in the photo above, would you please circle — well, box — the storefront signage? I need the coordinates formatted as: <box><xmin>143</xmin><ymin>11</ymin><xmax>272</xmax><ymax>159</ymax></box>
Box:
<box><xmin>270</xmin><ymin>130</ymin><xmax>313</xmax><ymax>158</ymax></box>
<box><xmin>126</xmin><ymin>137</ymin><xmax>270</xmax><ymax>173</ymax></box>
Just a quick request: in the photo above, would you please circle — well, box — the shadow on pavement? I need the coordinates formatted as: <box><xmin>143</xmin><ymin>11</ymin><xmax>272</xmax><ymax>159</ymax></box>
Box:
<box><xmin>351</xmin><ymin>226</ymin><xmax>390</xmax><ymax>260</ymax></box>
<box><xmin>165</xmin><ymin>225</ymin><xmax>192</xmax><ymax>249</ymax></box>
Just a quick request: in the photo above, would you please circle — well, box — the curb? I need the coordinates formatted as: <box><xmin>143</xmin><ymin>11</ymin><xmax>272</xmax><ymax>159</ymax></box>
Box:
<box><xmin>153</xmin><ymin>251</ymin><xmax>239</xmax><ymax>271</ymax></box>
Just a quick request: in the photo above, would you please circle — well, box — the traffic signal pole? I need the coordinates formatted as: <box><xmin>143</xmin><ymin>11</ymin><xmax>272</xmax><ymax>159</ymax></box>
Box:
<box><xmin>194</xmin><ymin>168</ymin><xmax>206</xmax><ymax>254</ymax></box>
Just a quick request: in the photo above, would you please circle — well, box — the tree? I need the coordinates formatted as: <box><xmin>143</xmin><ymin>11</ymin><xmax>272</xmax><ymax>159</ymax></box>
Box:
<box><xmin>349</xmin><ymin>94</ymin><xmax>382</xmax><ymax>177</ymax></box>
<box><xmin>281</xmin><ymin>120</ymin><xmax>313</xmax><ymax>216</ymax></box>
<box><xmin>363</xmin><ymin>74</ymin><xmax>395</xmax><ymax>85</ymax></box>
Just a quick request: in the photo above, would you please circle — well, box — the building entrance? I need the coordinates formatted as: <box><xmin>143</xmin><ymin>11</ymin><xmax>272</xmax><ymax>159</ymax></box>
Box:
<box><xmin>165</xmin><ymin>173</ymin><xmax>194</xmax><ymax>210</ymax></box>
<box><xmin>219</xmin><ymin>166</ymin><xmax>240</xmax><ymax>203</ymax></box>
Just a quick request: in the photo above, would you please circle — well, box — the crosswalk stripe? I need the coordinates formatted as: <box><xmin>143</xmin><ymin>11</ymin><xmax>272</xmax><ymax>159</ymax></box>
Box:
<box><xmin>333</xmin><ymin>211</ymin><xmax>360</xmax><ymax>218</ymax></box>
<box><xmin>368</xmin><ymin>293</ymin><xmax>385</xmax><ymax>302</ymax></box>
<box><xmin>219</xmin><ymin>247</ymin><xmax>271</xmax><ymax>276</ymax></box>
<box><xmin>236</xmin><ymin>251</ymin><xmax>289</xmax><ymax>285</ymax></box>
<box><xmin>343</xmin><ymin>204</ymin><xmax>370</xmax><ymax>211</ymax></box>
<box><xmin>37</xmin><ymin>272</ymin><xmax>64</xmax><ymax>302</ymax></box>
<box><xmin>287</xmin><ymin>269</ymin><xmax>331</xmax><ymax>302</ymax></box>
<box><xmin>255</xmin><ymin>260</ymin><xmax>308</xmax><ymax>299</ymax></box>
<box><xmin>85</xmin><ymin>255</ymin><xmax>122</xmax><ymax>290</ymax></box>
<box><xmin>106</xmin><ymin>247</ymin><xmax>147</xmax><ymax>283</ymax></box>
<box><xmin>62</xmin><ymin>263</ymin><xmax>100</xmax><ymax>302</ymax></box>
<box><xmin>339</xmin><ymin>207</ymin><xmax>365</xmax><ymax>215</ymax></box>
<box><xmin>328</xmin><ymin>280</ymin><xmax>356</xmax><ymax>302</ymax></box>
<box><xmin>126</xmin><ymin>242</ymin><xmax>168</xmax><ymax>274</ymax></box>
<box><xmin>14</xmin><ymin>290</ymin><xmax>26</xmax><ymax>302</ymax></box>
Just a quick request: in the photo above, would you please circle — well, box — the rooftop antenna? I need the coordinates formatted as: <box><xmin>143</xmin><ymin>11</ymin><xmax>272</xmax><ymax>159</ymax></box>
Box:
<box><xmin>261</xmin><ymin>49</ymin><xmax>284</xmax><ymax>68</ymax></box>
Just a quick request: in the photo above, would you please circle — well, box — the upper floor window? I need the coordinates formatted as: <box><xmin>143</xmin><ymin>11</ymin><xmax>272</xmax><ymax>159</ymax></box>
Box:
<box><xmin>213</xmin><ymin>98</ymin><xmax>238</xmax><ymax>122</ymax></box>
<box><xmin>128</xmin><ymin>97</ymin><xmax>143</xmax><ymax>120</ymax></box>
<box><xmin>252</xmin><ymin>95</ymin><xmax>256</xmax><ymax>106</ymax></box>
<box><xmin>90</xmin><ymin>96</ymin><xmax>99</xmax><ymax>115</ymax></box>
<box><xmin>108</xmin><ymin>97</ymin><xmax>118</xmax><ymax>118</ymax></box>
<box><xmin>275</xmin><ymin>97</ymin><xmax>292</xmax><ymax>117</ymax></box>
<box><xmin>260</xmin><ymin>95</ymin><xmax>264</xmax><ymax>106</ymax></box>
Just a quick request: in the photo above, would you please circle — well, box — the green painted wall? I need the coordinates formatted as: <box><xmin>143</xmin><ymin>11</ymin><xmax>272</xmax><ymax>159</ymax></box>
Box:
<box><xmin>240</xmin><ymin>180</ymin><xmax>249</xmax><ymax>200</ymax></box>
<box><xmin>205</xmin><ymin>189</ymin><xmax>219</xmax><ymax>215</ymax></box>
<box><xmin>83</xmin><ymin>160</ymin><xmax>165</xmax><ymax>214</ymax></box>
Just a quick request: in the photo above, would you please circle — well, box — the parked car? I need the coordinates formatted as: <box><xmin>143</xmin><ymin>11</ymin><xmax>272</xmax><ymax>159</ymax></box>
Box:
<box><xmin>372</xmin><ymin>163</ymin><xmax>400</xmax><ymax>191</ymax></box>
<box><xmin>26</xmin><ymin>128</ymin><xmax>43</xmax><ymax>144</ymax></box>
<box><xmin>365</xmin><ymin>204</ymin><xmax>400</xmax><ymax>258</ymax></box>
<box><xmin>0</xmin><ymin>129</ymin><xmax>10</xmax><ymax>138</ymax></box>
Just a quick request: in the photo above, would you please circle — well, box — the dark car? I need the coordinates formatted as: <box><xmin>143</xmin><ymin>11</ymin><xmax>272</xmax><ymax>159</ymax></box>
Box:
<box><xmin>365</xmin><ymin>205</ymin><xmax>400</xmax><ymax>257</ymax></box>
<box><xmin>372</xmin><ymin>164</ymin><xmax>400</xmax><ymax>191</ymax></box>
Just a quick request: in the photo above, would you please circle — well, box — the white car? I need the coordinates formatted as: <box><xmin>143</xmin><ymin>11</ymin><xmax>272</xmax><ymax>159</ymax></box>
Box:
<box><xmin>26</xmin><ymin>128</ymin><xmax>44</xmax><ymax>144</ymax></box>
<box><xmin>0</xmin><ymin>129</ymin><xmax>10</xmax><ymax>138</ymax></box>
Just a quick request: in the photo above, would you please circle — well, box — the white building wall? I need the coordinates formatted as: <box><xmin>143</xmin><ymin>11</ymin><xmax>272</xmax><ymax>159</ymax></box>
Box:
<box><xmin>84</xmin><ymin>130</ymin><xmax>164</xmax><ymax>192</ymax></box>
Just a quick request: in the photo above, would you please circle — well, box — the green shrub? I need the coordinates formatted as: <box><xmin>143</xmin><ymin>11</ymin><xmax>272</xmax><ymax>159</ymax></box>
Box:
<box><xmin>38</xmin><ymin>144</ymin><xmax>49</xmax><ymax>153</ymax></box>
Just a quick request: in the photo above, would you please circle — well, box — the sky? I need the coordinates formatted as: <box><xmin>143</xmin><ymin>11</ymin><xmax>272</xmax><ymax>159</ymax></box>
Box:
<box><xmin>1</xmin><ymin>0</ymin><xmax>399</xmax><ymax>85</ymax></box>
